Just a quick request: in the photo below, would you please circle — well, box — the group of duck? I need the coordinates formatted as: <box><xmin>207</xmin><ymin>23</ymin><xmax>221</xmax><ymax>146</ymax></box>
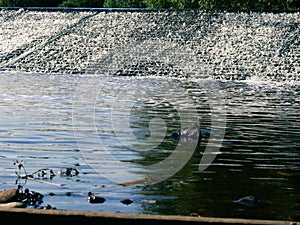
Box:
<box><xmin>0</xmin><ymin>186</ymin><xmax>44</xmax><ymax>209</ymax></box>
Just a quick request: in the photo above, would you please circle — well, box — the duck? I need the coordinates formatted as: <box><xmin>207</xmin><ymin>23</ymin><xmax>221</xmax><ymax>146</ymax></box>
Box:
<box><xmin>88</xmin><ymin>192</ymin><xmax>106</xmax><ymax>204</ymax></box>
<box><xmin>120</xmin><ymin>199</ymin><xmax>133</xmax><ymax>205</ymax></box>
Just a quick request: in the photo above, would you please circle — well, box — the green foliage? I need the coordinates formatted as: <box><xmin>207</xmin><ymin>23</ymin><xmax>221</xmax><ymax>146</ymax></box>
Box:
<box><xmin>1</xmin><ymin>0</ymin><xmax>63</xmax><ymax>7</ymax></box>
<box><xmin>196</xmin><ymin>0</ymin><xmax>294</xmax><ymax>10</ymax></box>
<box><xmin>59</xmin><ymin>0</ymin><xmax>104</xmax><ymax>7</ymax></box>
<box><xmin>103</xmin><ymin>0</ymin><xmax>145</xmax><ymax>8</ymax></box>
<box><xmin>0</xmin><ymin>0</ymin><xmax>104</xmax><ymax>7</ymax></box>
<box><xmin>141</xmin><ymin>0</ymin><xmax>171</xmax><ymax>8</ymax></box>
<box><xmin>287</xmin><ymin>0</ymin><xmax>299</xmax><ymax>9</ymax></box>
<box><xmin>142</xmin><ymin>0</ymin><xmax>198</xmax><ymax>8</ymax></box>
<box><xmin>142</xmin><ymin>0</ymin><xmax>298</xmax><ymax>9</ymax></box>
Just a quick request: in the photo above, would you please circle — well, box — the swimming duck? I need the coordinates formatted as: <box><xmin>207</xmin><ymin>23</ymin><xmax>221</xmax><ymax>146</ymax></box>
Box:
<box><xmin>88</xmin><ymin>192</ymin><xmax>106</xmax><ymax>204</ymax></box>
<box><xmin>120</xmin><ymin>199</ymin><xmax>133</xmax><ymax>205</ymax></box>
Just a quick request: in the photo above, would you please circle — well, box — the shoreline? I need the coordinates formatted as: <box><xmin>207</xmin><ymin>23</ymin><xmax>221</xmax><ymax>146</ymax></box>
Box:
<box><xmin>0</xmin><ymin>7</ymin><xmax>299</xmax><ymax>13</ymax></box>
<box><xmin>0</xmin><ymin>208</ymin><xmax>297</xmax><ymax>225</ymax></box>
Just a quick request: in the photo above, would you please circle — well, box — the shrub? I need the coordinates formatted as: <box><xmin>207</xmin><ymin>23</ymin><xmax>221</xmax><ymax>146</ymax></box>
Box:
<box><xmin>59</xmin><ymin>0</ymin><xmax>104</xmax><ymax>7</ymax></box>
<box><xmin>103</xmin><ymin>0</ymin><xmax>145</xmax><ymax>8</ymax></box>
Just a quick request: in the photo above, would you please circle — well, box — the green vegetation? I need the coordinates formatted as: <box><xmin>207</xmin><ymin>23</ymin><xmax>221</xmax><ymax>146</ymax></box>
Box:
<box><xmin>1</xmin><ymin>0</ymin><xmax>63</xmax><ymax>7</ymax></box>
<box><xmin>142</xmin><ymin>0</ymin><xmax>199</xmax><ymax>9</ymax></box>
<box><xmin>0</xmin><ymin>0</ymin><xmax>298</xmax><ymax>10</ymax></box>
<box><xmin>103</xmin><ymin>0</ymin><xmax>145</xmax><ymax>8</ymax></box>
<box><xmin>59</xmin><ymin>0</ymin><xmax>104</xmax><ymax>7</ymax></box>
<box><xmin>0</xmin><ymin>0</ymin><xmax>104</xmax><ymax>7</ymax></box>
<box><xmin>141</xmin><ymin>0</ymin><xmax>298</xmax><ymax>10</ymax></box>
<box><xmin>194</xmin><ymin>0</ymin><xmax>299</xmax><ymax>10</ymax></box>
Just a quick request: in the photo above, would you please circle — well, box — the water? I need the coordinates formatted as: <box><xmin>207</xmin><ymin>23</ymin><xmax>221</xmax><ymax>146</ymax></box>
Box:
<box><xmin>0</xmin><ymin>8</ymin><xmax>299</xmax><ymax>221</ymax></box>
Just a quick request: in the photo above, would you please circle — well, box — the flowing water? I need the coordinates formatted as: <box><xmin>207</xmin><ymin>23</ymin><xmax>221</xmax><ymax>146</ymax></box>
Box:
<box><xmin>0</xmin><ymin>8</ymin><xmax>299</xmax><ymax>221</ymax></box>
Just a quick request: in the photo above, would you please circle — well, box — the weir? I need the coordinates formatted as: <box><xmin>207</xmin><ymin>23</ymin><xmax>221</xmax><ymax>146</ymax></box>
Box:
<box><xmin>0</xmin><ymin>8</ymin><xmax>299</xmax><ymax>81</ymax></box>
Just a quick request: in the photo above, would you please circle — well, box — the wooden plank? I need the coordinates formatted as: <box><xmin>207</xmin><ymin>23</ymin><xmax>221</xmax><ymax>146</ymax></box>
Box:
<box><xmin>0</xmin><ymin>208</ymin><xmax>297</xmax><ymax>225</ymax></box>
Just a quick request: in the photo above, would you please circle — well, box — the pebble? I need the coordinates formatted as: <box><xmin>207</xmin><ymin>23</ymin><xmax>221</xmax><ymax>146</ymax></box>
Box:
<box><xmin>21</xmin><ymin>188</ymin><xmax>44</xmax><ymax>206</ymax></box>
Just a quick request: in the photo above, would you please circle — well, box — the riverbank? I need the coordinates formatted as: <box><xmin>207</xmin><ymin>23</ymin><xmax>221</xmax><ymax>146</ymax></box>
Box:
<box><xmin>0</xmin><ymin>208</ymin><xmax>297</xmax><ymax>225</ymax></box>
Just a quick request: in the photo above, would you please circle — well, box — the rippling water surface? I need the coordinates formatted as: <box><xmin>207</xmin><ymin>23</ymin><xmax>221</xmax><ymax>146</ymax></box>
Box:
<box><xmin>0</xmin><ymin>72</ymin><xmax>299</xmax><ymax>220</ymax></box>
<box><xmin>0</xmin><ymin>9</ymin><xmax>299</xmax><ymax>221</ymax></box>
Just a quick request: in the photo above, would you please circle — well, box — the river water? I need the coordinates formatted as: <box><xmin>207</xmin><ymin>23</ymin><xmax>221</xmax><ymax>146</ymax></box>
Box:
<box><xmin>0</xmin><ymin>8</ymin><xmax>299</xmax><ymax>221</ymax></box>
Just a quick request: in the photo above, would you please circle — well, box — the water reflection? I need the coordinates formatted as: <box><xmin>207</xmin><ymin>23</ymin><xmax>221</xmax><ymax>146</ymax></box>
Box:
<box><xmin>0</xmin><ymin>72</ymin><xmax>299</xmax><ymax>220</ymax></box>
<box><xmin>72</xmin><ymin>76</ymin><xmax>212</xmax><ymax>184</ymax></box>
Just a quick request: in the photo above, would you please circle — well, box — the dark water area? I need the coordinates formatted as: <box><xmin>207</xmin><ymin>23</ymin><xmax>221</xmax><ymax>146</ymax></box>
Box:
<box><xmin>0</xmin><ymin>8</ymin><xmax>299</xmax><ymax>221</ymax></box>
